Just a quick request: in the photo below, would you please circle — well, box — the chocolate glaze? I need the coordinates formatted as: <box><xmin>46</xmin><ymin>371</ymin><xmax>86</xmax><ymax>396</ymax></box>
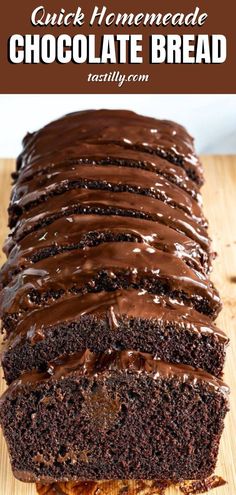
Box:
<box><xmin>0</xmin><ymin>242</ymin><xmax>220</xmax><ymax>318</ymax></box>
<box><xmin>3</xmin><ymin>290</ymin><xmax>227</xmax><ymax>352</ymax></box>
<box><xmin>11</xmin><ymin>164</ymin><xmax>205</xmax><ymax>225</ymax></box>
<box><xmin>0</xmin><ymin>110</ymin><xmax>228</xmax><ymax>486</ymax></box>
<box><xmin>17</xmin><ymin>110</ymin><xmax>203</xmax><ymax>183</ymax></box>
<box><xmin>15</xmin><ymin>143</ymin><xmax>200</xmax><ymax>200</ymax></box>
<box><xmin>0</xmin><ymin>350</ymin><xmax>229</xmax><ymax>402</ymax></box>
<box><xmin>6</xmin><ymin>188</ymin><xmax>210</xmax><ymax>255</ymax></box>
<box><xmin>0</xmin><ymin>214</ymin><xmax>209</xmax><ymax>287</ymax></box>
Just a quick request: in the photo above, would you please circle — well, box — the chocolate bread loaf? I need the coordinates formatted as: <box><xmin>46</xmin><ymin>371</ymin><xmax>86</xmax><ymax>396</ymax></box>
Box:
<box><xmin>0</xmin><ymin>110</ymin><xmax>229</xmax><ymax>483</ymax></box>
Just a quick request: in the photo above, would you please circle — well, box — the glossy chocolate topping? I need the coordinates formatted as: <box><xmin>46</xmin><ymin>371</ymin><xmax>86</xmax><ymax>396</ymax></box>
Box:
<box><xmin>0</xmin><ymin>111</ymin><xmax>228</xmax><ymax>486</ymax></box>
<box><xmin>4</xmin><ymin>290</ymin><xmax>227</xmax><ymax>351</ymax></box>
<box><xmin>0</xmin><ymin>214</ymin><xmax>208</xmax><ymax>287</ymax></box>
<box><xmin>0</xmin><ymin>242</ymin><xmax>220</xmax><ymax>318</ymax></box>
<box><xmin>6</xmin><ymin>188</ymin><xmax>210</xmax><ymax>255</ymax></box>
<box><xmin>17</xmin><ymin>110</ymin><xmax>203</xmax><ymax>183</ymax></box>
<box><xmin>11</xmin><ymin>164</ymin><xmax>205</xmax><ymax>225</ymax></box>
<box><xmin>0</xmin><ymin>110</ymin><xmax>223</xmax><ymax>381</ymax></box>
<box><xmin>16</xmin><ymin>143</ymin><xmax>200</xmax><ymax>200</ymax></box>
<box><xmin>0</xmin><ymin>350</ymin><xmax>229</xmax><ymax>402</ymax></box>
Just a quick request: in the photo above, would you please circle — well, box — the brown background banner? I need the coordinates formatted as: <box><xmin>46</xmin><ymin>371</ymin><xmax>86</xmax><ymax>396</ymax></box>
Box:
<box><xmin>0</xmin><ymin>0</ymin><xmax>235</xmax><ymax>93</ymax></box>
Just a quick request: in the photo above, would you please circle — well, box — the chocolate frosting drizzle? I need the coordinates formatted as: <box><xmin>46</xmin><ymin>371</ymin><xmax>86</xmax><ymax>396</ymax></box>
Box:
<box><xmin>0</xmin><ymin>242</ymin><xmax>221</xmax><ymax>320</ymax></box>
<box><xmin>10</xmin><ymin>164</ymin><xmax>205</xmax><ymax>226</ymax></box>
<box><xmin>3</xmin><ymin>290</ymin><xmax>227</xmax><ymax>352</ymax></box>
<box><xmin>6</xmin><ymin>188</ymin><xmax>210</xmax><ymax>256</ymax></box>
<box><xmin>15</xmin><ymin>143</ymin><xmax>200</xmax><ymax>199</ymax></box>
<box><xmin>0</xmin><ymin>214</ymin><xmax>209</xmax><ymax>287</ymax></box>
<box><xmin>17</xmin><ymin>110</ymin><xmax>203</xmax><ymax>183</ymax></box>
<box><xmin>0</xmin><ymin>109</ymin><xmax>225</xmax><ymax>391</ymax></box>
<box><xmin>0</xmin><ymin>350</ymin><xmax>229</xmax><ymax>404</ymax></box>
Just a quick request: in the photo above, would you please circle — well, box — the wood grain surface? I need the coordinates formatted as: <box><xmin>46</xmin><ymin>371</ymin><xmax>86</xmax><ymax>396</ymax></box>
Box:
<box><xmin>0</xmin><ymin>157</ymin><xmax>235</xmax><ymax>495</ymax></box>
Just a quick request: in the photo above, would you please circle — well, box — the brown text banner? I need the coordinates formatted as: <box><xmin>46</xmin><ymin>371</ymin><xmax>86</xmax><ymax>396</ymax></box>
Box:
<box><xmin>0</xmin><ymin>0</ymin><xmax>235</xmax><ymax>93</ymax></box>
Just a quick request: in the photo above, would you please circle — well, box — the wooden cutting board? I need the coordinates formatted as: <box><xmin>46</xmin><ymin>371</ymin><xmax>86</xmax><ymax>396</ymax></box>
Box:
<box><xmin>0</xmin><ymin>156</ymin><xmax>235</xmax><ymax>495</ymax></box>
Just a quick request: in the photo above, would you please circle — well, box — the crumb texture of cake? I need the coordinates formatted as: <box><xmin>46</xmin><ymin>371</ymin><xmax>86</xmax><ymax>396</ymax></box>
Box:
<box><xmin>0</xmin><ymin>110</ymin><xmax>229</xmax><ymax>484</ymax></box>
<box><xmin>0</xmin><ymin>351</ymin><xmax>229</xmax><ymax>483</ymax></box>
<box><xmin>2</xmin><ymin>290</ymin><xmax>228</xmax><ymax>383</ymax></box>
